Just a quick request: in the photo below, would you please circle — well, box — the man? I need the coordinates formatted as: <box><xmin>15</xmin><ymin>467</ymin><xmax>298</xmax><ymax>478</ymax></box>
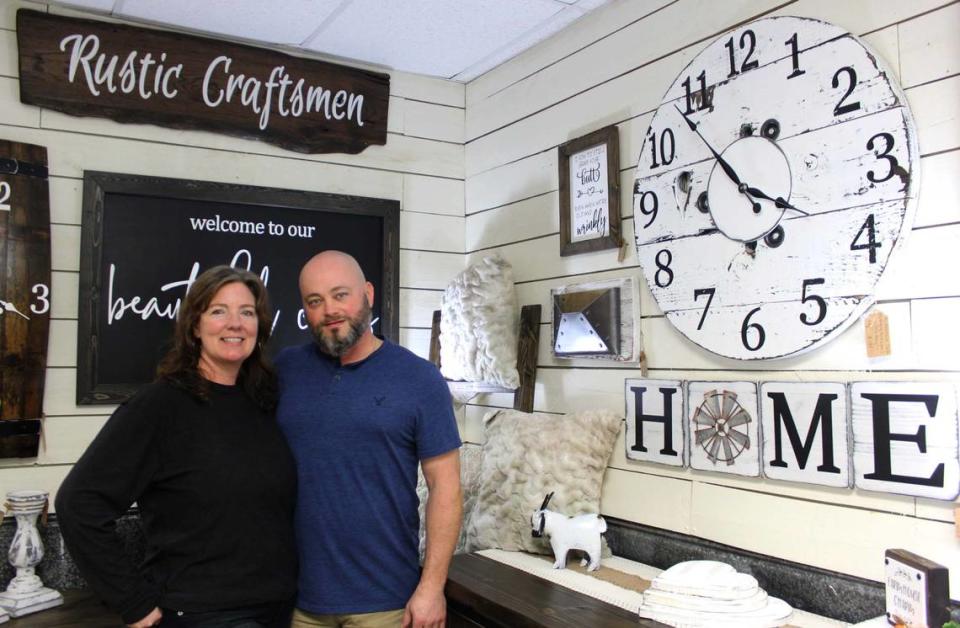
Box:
<box><xmin>276</xmin><ymin>250</ymin><xmax>462</xmax><ymax>628</ymax></box>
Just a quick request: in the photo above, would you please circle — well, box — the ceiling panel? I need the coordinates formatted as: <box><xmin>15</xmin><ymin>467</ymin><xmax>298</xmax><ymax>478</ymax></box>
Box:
<box><xmin>118</xmin><ymin>0</ymin><xmax>343</xmax><ymax>45</ymax></box>
<box><xmin>302</xmin><ymin>0</ymin><xmax>566</xmax><ymax>78</ymax></box>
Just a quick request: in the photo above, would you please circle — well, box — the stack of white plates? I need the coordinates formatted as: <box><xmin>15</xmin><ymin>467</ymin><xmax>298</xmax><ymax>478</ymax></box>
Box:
<box><xmin>637</xmin><ymin>560</ymin><xmax>794</xmax><ymax>627</ymax></box>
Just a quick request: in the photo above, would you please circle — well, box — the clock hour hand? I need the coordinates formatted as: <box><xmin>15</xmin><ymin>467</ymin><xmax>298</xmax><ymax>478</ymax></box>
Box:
<box><xmin>743</xmin><ymin>185</ymin><xmax>809</xmax><ymax>216</ymax></box>
<box><xmin>674</xmin><ymin>105</ymin><xmax>743</xmax><ymax>187</ymax></box>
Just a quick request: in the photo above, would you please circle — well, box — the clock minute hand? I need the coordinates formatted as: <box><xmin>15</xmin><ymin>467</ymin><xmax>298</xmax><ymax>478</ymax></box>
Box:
<box><xmin>674</xmin><ymin>105</ymin><xmax>743</xmax><ymax>187</ymax></box>
<box><xmin>744</xmin><ymin>185</ymin><xmax>809</xmax><ymax>216</ymax></box>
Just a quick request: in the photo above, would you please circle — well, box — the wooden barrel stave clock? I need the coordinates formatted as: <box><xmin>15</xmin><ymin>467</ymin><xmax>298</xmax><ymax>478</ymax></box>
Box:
<box><xmin>0</xmin><ymin>139</ymin><xmax>51</xmax><ymax>457</ymax></box>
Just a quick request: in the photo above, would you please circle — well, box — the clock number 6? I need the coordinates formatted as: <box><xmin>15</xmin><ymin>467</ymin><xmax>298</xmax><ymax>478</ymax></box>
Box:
<box><xmin>866</xmin><ymin>132</ymin><xmax>899</xmax><ymax>184</ymax></box>
<box><xmin>740</xmin><ymin>307</ymin><xmax>765</xmax><ymax>352</ymax></box>
<box><xmin>654</xmin><ymin>249</ymin><xmax>674</xmax><ymax>288</ymax></box>
<box><xmin>799</xmin><ymin>278</ymin><xmax>826</xmax><ymax>326</ymax></box>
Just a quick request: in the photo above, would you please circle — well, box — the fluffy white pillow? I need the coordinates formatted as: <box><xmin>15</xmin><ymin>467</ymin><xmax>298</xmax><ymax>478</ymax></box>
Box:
<box><xmin>417</xmin><ymin>444</ymin><xmax>483</xmax><ymax>558</ymax></box>
<box><xmin>465</xmin><ymin>409</ymin><xmax>622</xmax><ymax>555</ymax></box>
<box><xmin>439</xmin><ymin>255</ymin><xmax>519</xmax><ymax>388</ymax></box>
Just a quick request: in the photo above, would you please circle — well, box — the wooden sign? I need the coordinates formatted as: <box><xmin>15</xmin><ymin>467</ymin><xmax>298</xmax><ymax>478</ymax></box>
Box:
<box><xmin>852</xmin><ymin>382</ymin><xmax>959</xmax><ymax>500</ymax></box>
<box><xmin>760</xmin><ymin>382</ymin><xmax>850</xmax><ymax>487</ymax></box>
<box><xmin>559</xmin><ymin>126</ymin><xmax>621</xmax><ymax>256</ymax></box>
<box><xmin>0</xmin><ymin>139</ymin><xmax>51</xmax><ymax>458</ymax></box>
<box><xmin>624</xmin><ymin>379</ymin><xmax>685</xmax><ymax>467</ymax></box>
<box><xmin>77</xmin><ymin>172</ymin><xmax>399</xmax><ymax>404</ymax></box>
<box><xmin>687</xmin><ymin>381</ymin><xmax>760</xmax><ymax>476</ymax></box>
<box><xmin>885</xmin><ymin>549</ymin><xmax>949</xmax><ymax>628</ymax></box>
<box><xmin>17</xmin><ymin>10</ymin><xmax>389</xmax><ymax>155</ymax></box>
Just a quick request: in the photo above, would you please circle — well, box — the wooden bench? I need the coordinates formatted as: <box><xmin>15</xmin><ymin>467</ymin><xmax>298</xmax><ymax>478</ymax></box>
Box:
<box><xmin>445</xmin><ymin>553</ymin><xmax>668</xmax><ymax>627</ymax></box>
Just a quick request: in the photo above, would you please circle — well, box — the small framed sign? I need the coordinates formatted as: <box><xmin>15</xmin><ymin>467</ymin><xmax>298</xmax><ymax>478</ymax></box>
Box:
<box><xmin>884</xmin><ymin>548</ymin><xmax>949</xmax><ymax>627</ymax></box>
<box><xmin>558</xmin><ymin>125</ymin><xmax>621</xmax><ymax>256</ymax></box>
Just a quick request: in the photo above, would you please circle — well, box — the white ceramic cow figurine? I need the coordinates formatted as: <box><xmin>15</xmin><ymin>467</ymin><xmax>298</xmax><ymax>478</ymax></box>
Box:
<box><xmin>530</xmin><ymin>492</ymin><xmax>606</xmax><ymax>571</ymax></box>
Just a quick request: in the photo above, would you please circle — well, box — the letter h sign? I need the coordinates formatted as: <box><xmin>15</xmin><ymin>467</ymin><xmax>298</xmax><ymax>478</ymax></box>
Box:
<box><xmin>625</xmin><ymin>379</ymin><xmax>685</xmax><ymax>467</ymax></box>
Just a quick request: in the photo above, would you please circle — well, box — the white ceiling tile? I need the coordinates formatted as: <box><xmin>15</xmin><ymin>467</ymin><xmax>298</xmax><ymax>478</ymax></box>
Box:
<box><xmin>304</xmin><ymin>0</ymin><xmax>564</xmax><ymax>78</ymax></box>
<box><xmin>116</xmin><ymin>0</ymin><xmax>343</xmax><ymax>45</ymax></box>
<box><xmin>453</xmin><ymin>3</ymin><xmax>588</xmax><ymax>81</ymax></box>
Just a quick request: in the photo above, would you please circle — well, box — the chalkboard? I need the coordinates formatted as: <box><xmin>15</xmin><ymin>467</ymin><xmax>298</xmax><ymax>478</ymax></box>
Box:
<box><xmin>77</xmin><ymin>172</ymin><xmax>399</xmax><ymax>404</ymax></box>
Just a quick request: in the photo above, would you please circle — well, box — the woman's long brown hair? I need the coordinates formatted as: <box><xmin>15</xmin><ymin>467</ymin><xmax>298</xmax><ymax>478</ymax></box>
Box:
<box><xmin>156</xmin><ymin>265</ymin><xmax>276</xmax><ymax>411</ymax></box>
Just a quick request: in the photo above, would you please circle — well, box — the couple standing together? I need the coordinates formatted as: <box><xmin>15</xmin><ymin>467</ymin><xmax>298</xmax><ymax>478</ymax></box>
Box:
<box><xmin>56</xmin><ymin>251</ymin><xmax>463</xmax><ymax>628</ymax></box>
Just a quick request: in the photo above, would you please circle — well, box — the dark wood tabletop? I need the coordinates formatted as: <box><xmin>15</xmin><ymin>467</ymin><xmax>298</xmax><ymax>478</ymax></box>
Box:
<box><xmin>4</xmin><ymin>591</ymin><xmax>122</xmax><ymax>627</ymax></box>
<box><xmin>445</xmin><ymin>553</ymin><xmax>667</xmax><ymax>628</ymax></box>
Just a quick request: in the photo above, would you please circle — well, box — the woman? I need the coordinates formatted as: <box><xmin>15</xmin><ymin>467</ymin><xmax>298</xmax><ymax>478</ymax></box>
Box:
<box><xmin>56</xmin><ymin>266</ymin><xmax>297</xmax><ymax>628</ymax></box>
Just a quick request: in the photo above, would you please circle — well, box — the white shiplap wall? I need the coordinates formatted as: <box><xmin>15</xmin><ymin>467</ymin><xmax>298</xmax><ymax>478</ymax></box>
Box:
<box><xmin>459</xmin><ymin>0</ymin><xmax>960</xmax><ymax>596</ymax></box>
<box><xmin>0</xmin><ymin>1</ymin><xmax>466</xmax><ymax>503</ymax></box>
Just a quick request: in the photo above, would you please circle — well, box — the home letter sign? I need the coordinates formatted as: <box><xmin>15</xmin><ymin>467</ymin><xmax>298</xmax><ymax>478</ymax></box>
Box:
<box><xmin>624</xmin><ymin>379</ymin><xmax>685</xmax><ymax>467</ymax></box>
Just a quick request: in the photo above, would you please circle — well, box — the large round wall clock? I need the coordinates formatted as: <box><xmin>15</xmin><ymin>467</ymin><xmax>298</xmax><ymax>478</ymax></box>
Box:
<box><xmin>632</xmin><ymin>16</ymin><xmax>919</xmax><ymax>360</ymax></box>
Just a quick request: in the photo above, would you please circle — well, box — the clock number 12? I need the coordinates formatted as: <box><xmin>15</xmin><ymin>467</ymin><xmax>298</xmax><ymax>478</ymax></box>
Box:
<box><xmin>724</xmin><ymin>29</ymin><xmax>759</xmax><ymax>78</ymax></box>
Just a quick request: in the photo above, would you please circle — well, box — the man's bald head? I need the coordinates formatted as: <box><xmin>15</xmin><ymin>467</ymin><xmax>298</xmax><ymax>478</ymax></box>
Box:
<box><xmin>299</xmin><ymin>250</ymin><xmax>366</xmax><ymax>292</ymax></box>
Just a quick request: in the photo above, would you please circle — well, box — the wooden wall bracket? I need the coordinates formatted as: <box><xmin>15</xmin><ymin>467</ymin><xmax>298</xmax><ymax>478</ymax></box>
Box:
<box><xmin>430</xmin><ymin>304</ymin><xmax>541</xmax><ymax>413</ymax></box>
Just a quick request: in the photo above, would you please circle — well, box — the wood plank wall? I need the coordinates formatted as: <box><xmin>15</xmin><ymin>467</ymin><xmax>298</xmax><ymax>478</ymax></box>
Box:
<box><xmin>454</xmin><ymin>0</ymin><xmax>960</xmax><ymax>596</ymax></box>
<box><xmin>0</xmin><ymin>0</ymin><xmax>466</xmax><ymax>504</ymax></box>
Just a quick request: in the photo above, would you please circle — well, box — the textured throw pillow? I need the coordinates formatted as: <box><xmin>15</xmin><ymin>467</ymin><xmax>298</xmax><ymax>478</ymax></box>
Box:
<box><xmin>439</xmin><ymin>254</ymin><xmax>519</xmax><ymax>389</ymax></box>
<box><xmin>417</xmin><ymin>444</ymin><xmax>483</xmax><ymax>559</ymax></box>
<box><xmin>465</xmin><ymin>409</ymin><xmax>622</xmax><ymax>555</ymax></box>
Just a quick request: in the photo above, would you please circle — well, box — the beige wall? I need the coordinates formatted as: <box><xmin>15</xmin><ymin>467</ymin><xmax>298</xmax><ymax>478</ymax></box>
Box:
<box><xmin>459</xmin><ymin>0</ymin><xmax>960</xmax><ymax>596</ymax></box>
<box><xmin>3</xmin><ymin>0</ymin><xmax>960</xmax><ymax>598</ymax></box>
<box><xmin>0</xmin><ymin>1</ymin><xmax>465</xmax><ymax>507</ymax></box>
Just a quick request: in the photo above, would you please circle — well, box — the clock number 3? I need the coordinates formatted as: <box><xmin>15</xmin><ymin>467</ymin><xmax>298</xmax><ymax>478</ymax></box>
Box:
<box><xmin>866</xmin><ymin>132</ymin><xmax>899</xmax><ymax>184</ymax></box>
<box><xmin>30</xmin><ymin>283</ymin><xmax>50</xmax><ymax>315</ymax></box>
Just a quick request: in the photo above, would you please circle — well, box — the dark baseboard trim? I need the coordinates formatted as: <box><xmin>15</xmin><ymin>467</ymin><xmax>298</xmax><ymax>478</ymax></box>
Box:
<box><xmin>604</xmin><ymin>516</ymin><xmax>883</xmax><ymax>624</ymax></box>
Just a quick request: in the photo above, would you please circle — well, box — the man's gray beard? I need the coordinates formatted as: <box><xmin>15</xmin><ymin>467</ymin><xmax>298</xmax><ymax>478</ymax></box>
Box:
<box><xmin>312</xmin><ymin>298</ymin><xmax>372</xmax><ymax>357</ymax></box>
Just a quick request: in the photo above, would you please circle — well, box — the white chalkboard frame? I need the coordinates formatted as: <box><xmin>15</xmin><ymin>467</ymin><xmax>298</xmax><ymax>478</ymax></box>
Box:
<box><xmin>77</xmin><ymin>171</ymin><xmax>399</xmax><ymax>404</ymax></box>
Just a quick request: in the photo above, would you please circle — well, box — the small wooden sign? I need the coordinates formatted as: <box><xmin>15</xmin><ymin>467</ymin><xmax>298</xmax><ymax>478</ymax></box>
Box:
<box><xmin>558</xmin><ymin>126</ymin><xmax>621</xmax><ymax>256</ymax></box>
<box><xmin>687</xmin><ymin>381</ymin><xmax>760</xmax><ymax>477</ymax></box>
<box><xmin>17</xmin><ymin>10</ymin><xmax>389</xmax><ymax>155</ymax></box>
<box><xmin>624</xmin><ymin>379</ymin><xmax>685</xmax><ymax>467</ymax></box>
<box><xmin>885</xmin><ymin>549</ymin><xmax>949</xmax><ymax>628</ymax></box>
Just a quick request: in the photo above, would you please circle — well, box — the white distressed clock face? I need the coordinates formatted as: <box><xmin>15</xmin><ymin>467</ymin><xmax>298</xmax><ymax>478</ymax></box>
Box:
<box><xmin>633</xmin><ymin>16</ymin><xmax>919</xmax><ymax>360</ymax></box>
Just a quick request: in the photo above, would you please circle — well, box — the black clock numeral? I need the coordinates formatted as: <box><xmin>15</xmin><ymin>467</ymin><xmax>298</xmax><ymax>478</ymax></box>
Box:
<box><xmin>637</xmin><ymin>190</ymin><xmax>659</xmax><ymax>228</ymax></box>
<box><xmin>851</xmin><ymin>213</ymin><xmax>882</xmax><ymax>263</ymax></box>
<box><xmin>866</xmin><ymin>132</ymin><xmax>900</xmax><ymax>184</ymax></box>
<box><xmin>682</xmin><ymin>70</ymin><xmax>711</xmax><ymax>114</ymax></box>
<box><xmin>694</xmin><ymin>287</ymin><xmax>715</xmax><ymax>330</ymax></box>
<box><xmin>648</xmin><ymin>128</ymin><xmax>676</xmax><ymax>169</ymax></box>
<box><xmin>784</xmin><ymin>33</ymin><xmax>806</xmax><ymax>79</ymax></box>
<box><xmin>799</xmin><ymin>278</ymin><xmax>827</xmax><ymax>326</ymax></box>
<box><xmin>831</xmin><ymin>66</ymin><xmax>861</xmax><ymax>116</ymax></box>
<box><xmin>724</xmin><ymin>29</ymin><xmax>759</xmax><ymax>78</ymax></box>
<box><xmin>654</xmin><ymin>249</ymin><xmax>674</xmax><ymax>288</ymax></box>
<box><xmin>740</xmin><ymin>306</ymin><xmax>766</xmax><ymax>352</ymax></box>
<box><xmin>0</xmin><ymin>182</ymin><xmax>11</xmax><ymax>211</ymax></box>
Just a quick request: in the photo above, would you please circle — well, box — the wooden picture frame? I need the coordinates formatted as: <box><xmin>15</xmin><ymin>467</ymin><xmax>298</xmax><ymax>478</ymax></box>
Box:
<box><xmin>77</xmin><ymin>172</ymin><xmax>399</xmax><ymax>404</ymax></box>
<box><xmin>558</xmin><ymin>125</ymin><xmax>621</xmax><ymax>256</ymax></box>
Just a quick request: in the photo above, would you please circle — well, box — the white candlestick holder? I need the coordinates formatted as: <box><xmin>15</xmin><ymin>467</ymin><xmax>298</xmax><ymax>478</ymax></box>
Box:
<box><xmin>0</xmin><ymin>490</ymin><xmax>62</xmax><ymax>618</ymax></box>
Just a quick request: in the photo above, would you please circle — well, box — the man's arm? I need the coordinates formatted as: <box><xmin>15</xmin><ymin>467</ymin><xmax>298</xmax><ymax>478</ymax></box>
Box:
<box><xmin>403</xmin><ymin>448</ymin><xmax>462</xmax><ymax>628</ymax></box>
